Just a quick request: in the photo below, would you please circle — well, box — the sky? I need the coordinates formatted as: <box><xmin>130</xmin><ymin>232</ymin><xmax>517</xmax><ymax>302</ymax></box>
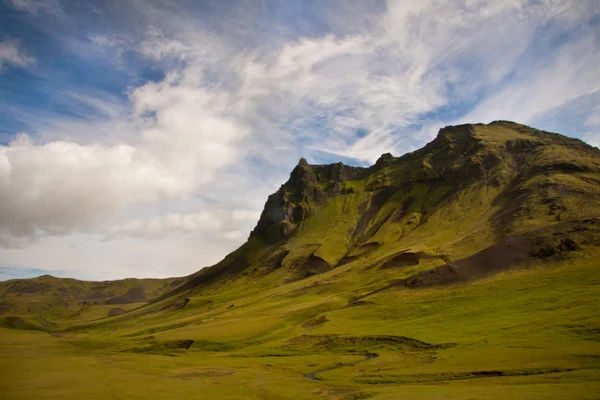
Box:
<box><xmin>0</xmin><ymin>0</ymin><xmax>599</xmax><ymax>281</ymax></box>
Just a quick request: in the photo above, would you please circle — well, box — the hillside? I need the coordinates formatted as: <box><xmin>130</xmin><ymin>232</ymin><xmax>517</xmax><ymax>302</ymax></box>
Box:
<box><xmin>0</xmin><ymin>274</ymin><xmax>185</xmax><ymax>329</ymax></box>
<box><xmin>1</xmin><ymin>121</ymin><xmax>600</xmax><ymax>399</ymax></box>
<box><xmin>157</xmin><ymin>120</ymin><xmax>600</xmax><ymax>297</ymax></box>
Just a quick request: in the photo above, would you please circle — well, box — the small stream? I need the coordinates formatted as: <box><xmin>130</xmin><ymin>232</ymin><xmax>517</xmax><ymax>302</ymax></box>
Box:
<box><xmin>304</xmin><ymin>353</ymin><xmax>379</xmax><ymax>381</ymax></box>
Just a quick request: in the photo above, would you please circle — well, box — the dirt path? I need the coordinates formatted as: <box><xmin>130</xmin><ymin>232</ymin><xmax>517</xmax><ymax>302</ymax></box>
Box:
<box><xmin>304</xmin><ymin>353</ymin><xmax>379</xmax><ymax>381</ymax></box>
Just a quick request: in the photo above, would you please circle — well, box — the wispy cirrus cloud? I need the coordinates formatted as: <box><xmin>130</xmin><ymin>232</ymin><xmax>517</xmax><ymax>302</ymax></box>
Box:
<box><xmin>0</xmin><ymin>39</ymin><xmax>33</xmax><ymax>71</ymax></box>
<box><xmin>138</xmin><ymin>27</ymin><xmax>190</xmax><ymax>61</ymax></box>
<box><xmin>5</xmin><ymin>0</ymin><xmax>61</xmax><ymax>15</ymax></box>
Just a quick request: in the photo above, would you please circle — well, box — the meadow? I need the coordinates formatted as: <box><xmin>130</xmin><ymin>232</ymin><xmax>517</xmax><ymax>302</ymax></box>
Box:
<box><xmin>2</xmin><ymin>249</ymin><xmax>599</xmax><ymax>399</ymax></box>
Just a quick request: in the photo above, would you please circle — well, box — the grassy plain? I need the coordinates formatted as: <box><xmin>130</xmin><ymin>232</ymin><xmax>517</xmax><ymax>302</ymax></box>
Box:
<box><xmin>2</xmin><ymin>250</ymin><xmax>599</xmax><ymax>399</ymax></box>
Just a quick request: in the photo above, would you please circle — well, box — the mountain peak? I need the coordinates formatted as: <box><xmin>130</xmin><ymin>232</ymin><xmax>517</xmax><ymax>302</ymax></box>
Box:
<box><xmin>374</xmin><ymin>152</ymin><xmax>395</xmax><ymax>168</ymax></box>
<box><xmin>247</xmin><ymin>121</ymin><xmax>600</xmax><ymax>251</ymax></box>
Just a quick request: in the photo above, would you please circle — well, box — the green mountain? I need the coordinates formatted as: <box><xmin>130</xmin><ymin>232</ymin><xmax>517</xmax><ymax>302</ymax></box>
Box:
<box><xmin>2</xmin><ymin>121</ymin><xmax>600</xmax><ymax>400</ymax></box>
<box><xmin>161</xmin><ymin>120</ymin><xmax>600</xmax><ymax>294</ymax></box>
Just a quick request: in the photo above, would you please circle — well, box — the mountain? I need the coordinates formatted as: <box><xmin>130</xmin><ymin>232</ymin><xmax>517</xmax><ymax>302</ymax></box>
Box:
<box><xmin>2</xmin><ymin>121</ymin><xmax>600</xmax><ymax>399</ymax></box>
<box><xmin>159</xmin><ymin>120</ymin><xmax>600</xmax><ymax>296</ymax></box>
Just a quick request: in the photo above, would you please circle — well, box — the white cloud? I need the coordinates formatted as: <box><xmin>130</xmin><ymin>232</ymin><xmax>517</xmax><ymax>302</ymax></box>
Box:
<box><xmin>464</xmin><ymin>35</ymin><xmax>600</xmax><ymax>125</ymax></box>
<box><xmin>89</xmin><ymin>35</ymin><xmax>128</xmax><ymax>58</ymax></box>
<box><xmin>0</xmin><ymin>70</ymin><xmax>249</xmax><ymax>246</ymax></box>
<box><xmin>0</xmin><ymin>39</ymin><xmax>33</xmax><ymax>71</ymax></box>
<box><xmin>6</xmin><ymin>0</ymin><xmax>42</xmax><ymax>14</ymax></box>
<box><xmin>90</xmin><ymin>35</ymin><xmax>125</xmax><ymax>49</ymax></box>
<box><xmin>139</xmin><ymin>27</ymin><xmax>190</xmax><ymax>61</ymax></box>
<box><xmin>231</xmin><ymin>209</ymin><xmax>261</xmax><ymax>222</ymax></box>
<box><xmin>0</xmin><ymin>232</ymin><xmax>239</xmax><ymax>279</ymax></box>
<box><xmin>103</xmin><ymin>208</ymin><xmax>262</xmax><ymax>241</ymax></box>
<box><xmin>106</xmin><ymin>212</ymin><xmax>223</xmax><ymax>238</ymax></box>
<box><xmin>6</xmin><ymin>0</ymin><xmax>61</xmax><ymax>15</ymax></box>
<box><xmin>223</xmin><ymin>230</ymin><xmax>242</xmax><ymax>241</ymax></box>
<box><xmin>584</xmin><ymin>132</ymin><xmax>600</xmax><ymax>148</ymax></box>
<box><xmin>221</xmin><ymin>0</ymin><xmax>598</xmax><ymax>163</ymax></box>
<box><xmin>0</xmin><ymin>137</ymin><xmax>176</xmax><ymax>246</ymax></box>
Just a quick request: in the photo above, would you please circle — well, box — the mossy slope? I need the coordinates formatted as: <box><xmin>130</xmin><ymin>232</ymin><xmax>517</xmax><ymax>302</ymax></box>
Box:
<box><xmin>178</xmin><ymin>120</ymin><xmax>600</xmax><ymax>290</ymax></box>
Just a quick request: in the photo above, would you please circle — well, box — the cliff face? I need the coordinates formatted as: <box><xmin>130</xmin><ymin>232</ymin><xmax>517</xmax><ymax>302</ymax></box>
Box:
<box><xmin>249</xmin><ymin>159</ymin><xmax>367</xmax><ymax>243</ymax></box>
<box><xmin>252</xmin><ymin>121</ymin><xmax>600</xmax><ymax>246</ymax></box>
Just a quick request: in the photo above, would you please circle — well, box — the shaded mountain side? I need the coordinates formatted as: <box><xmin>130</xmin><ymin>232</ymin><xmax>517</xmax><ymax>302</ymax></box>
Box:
<box><xmin>3</xmin><ymin>120</ymin><xmax>600</xmax><ymax>325</ymax></box>
<box><xmin>249</xmin><ymin>159</ymin><xmax>369</xmax><ymax>243</ymax></box>
<box><xmin>354</xmin><ymin>217</ymin><xmax>600</xmax><ymax>300</ymax></box>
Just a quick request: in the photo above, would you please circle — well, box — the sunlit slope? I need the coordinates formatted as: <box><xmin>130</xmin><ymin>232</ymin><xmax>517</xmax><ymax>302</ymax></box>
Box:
<box><xmin>167</xmin><ymin>120</ymin><xmax>600</xmax><ymax>297</ymax></box>
<box><xmin>1</xmin><ymin>246</ymin><xmax>599</xmax><ymax>399</ymax></box>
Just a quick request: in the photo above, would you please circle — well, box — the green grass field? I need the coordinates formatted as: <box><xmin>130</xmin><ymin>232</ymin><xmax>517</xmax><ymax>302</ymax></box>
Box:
<box><xmin>2</xmin><ymin>249</ymin><xmax>599</xmax><ymax>399</ymax></box>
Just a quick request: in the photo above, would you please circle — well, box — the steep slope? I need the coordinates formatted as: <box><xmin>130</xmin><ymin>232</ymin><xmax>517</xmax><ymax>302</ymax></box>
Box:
<box><xmin>166</xmin><ymin>121</ymin><xmax>600</xmax><ymax>298</ymax></box>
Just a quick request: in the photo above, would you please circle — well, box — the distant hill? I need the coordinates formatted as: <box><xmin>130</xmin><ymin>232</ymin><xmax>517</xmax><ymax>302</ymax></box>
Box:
<box><xmin>0</xmin><ymin>274</ymin><xmax>184</xmax><ymax>328</ymax></box>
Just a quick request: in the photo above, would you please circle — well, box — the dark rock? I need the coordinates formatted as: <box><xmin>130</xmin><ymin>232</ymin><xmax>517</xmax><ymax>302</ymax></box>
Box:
<box><xmin>105</xmin><ymin>287</ymin><xmax>146</xmax><ymax>305</ymax></box>
<box><xmin>374</xmin><ymin>153</ymin><xmax>394</xmax><ymax>168</ymax></box>
<box><xmin>108</xmin><ymin>308</ymin><xmax>126</xmax><ymax>317</ymax></box>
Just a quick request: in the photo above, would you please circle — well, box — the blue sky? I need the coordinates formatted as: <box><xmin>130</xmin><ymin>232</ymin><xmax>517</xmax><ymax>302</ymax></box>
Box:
<box><xmin>0</xmin><ymin>0</ymin><xmax>599</xmax><ymax>281</ymax></box>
